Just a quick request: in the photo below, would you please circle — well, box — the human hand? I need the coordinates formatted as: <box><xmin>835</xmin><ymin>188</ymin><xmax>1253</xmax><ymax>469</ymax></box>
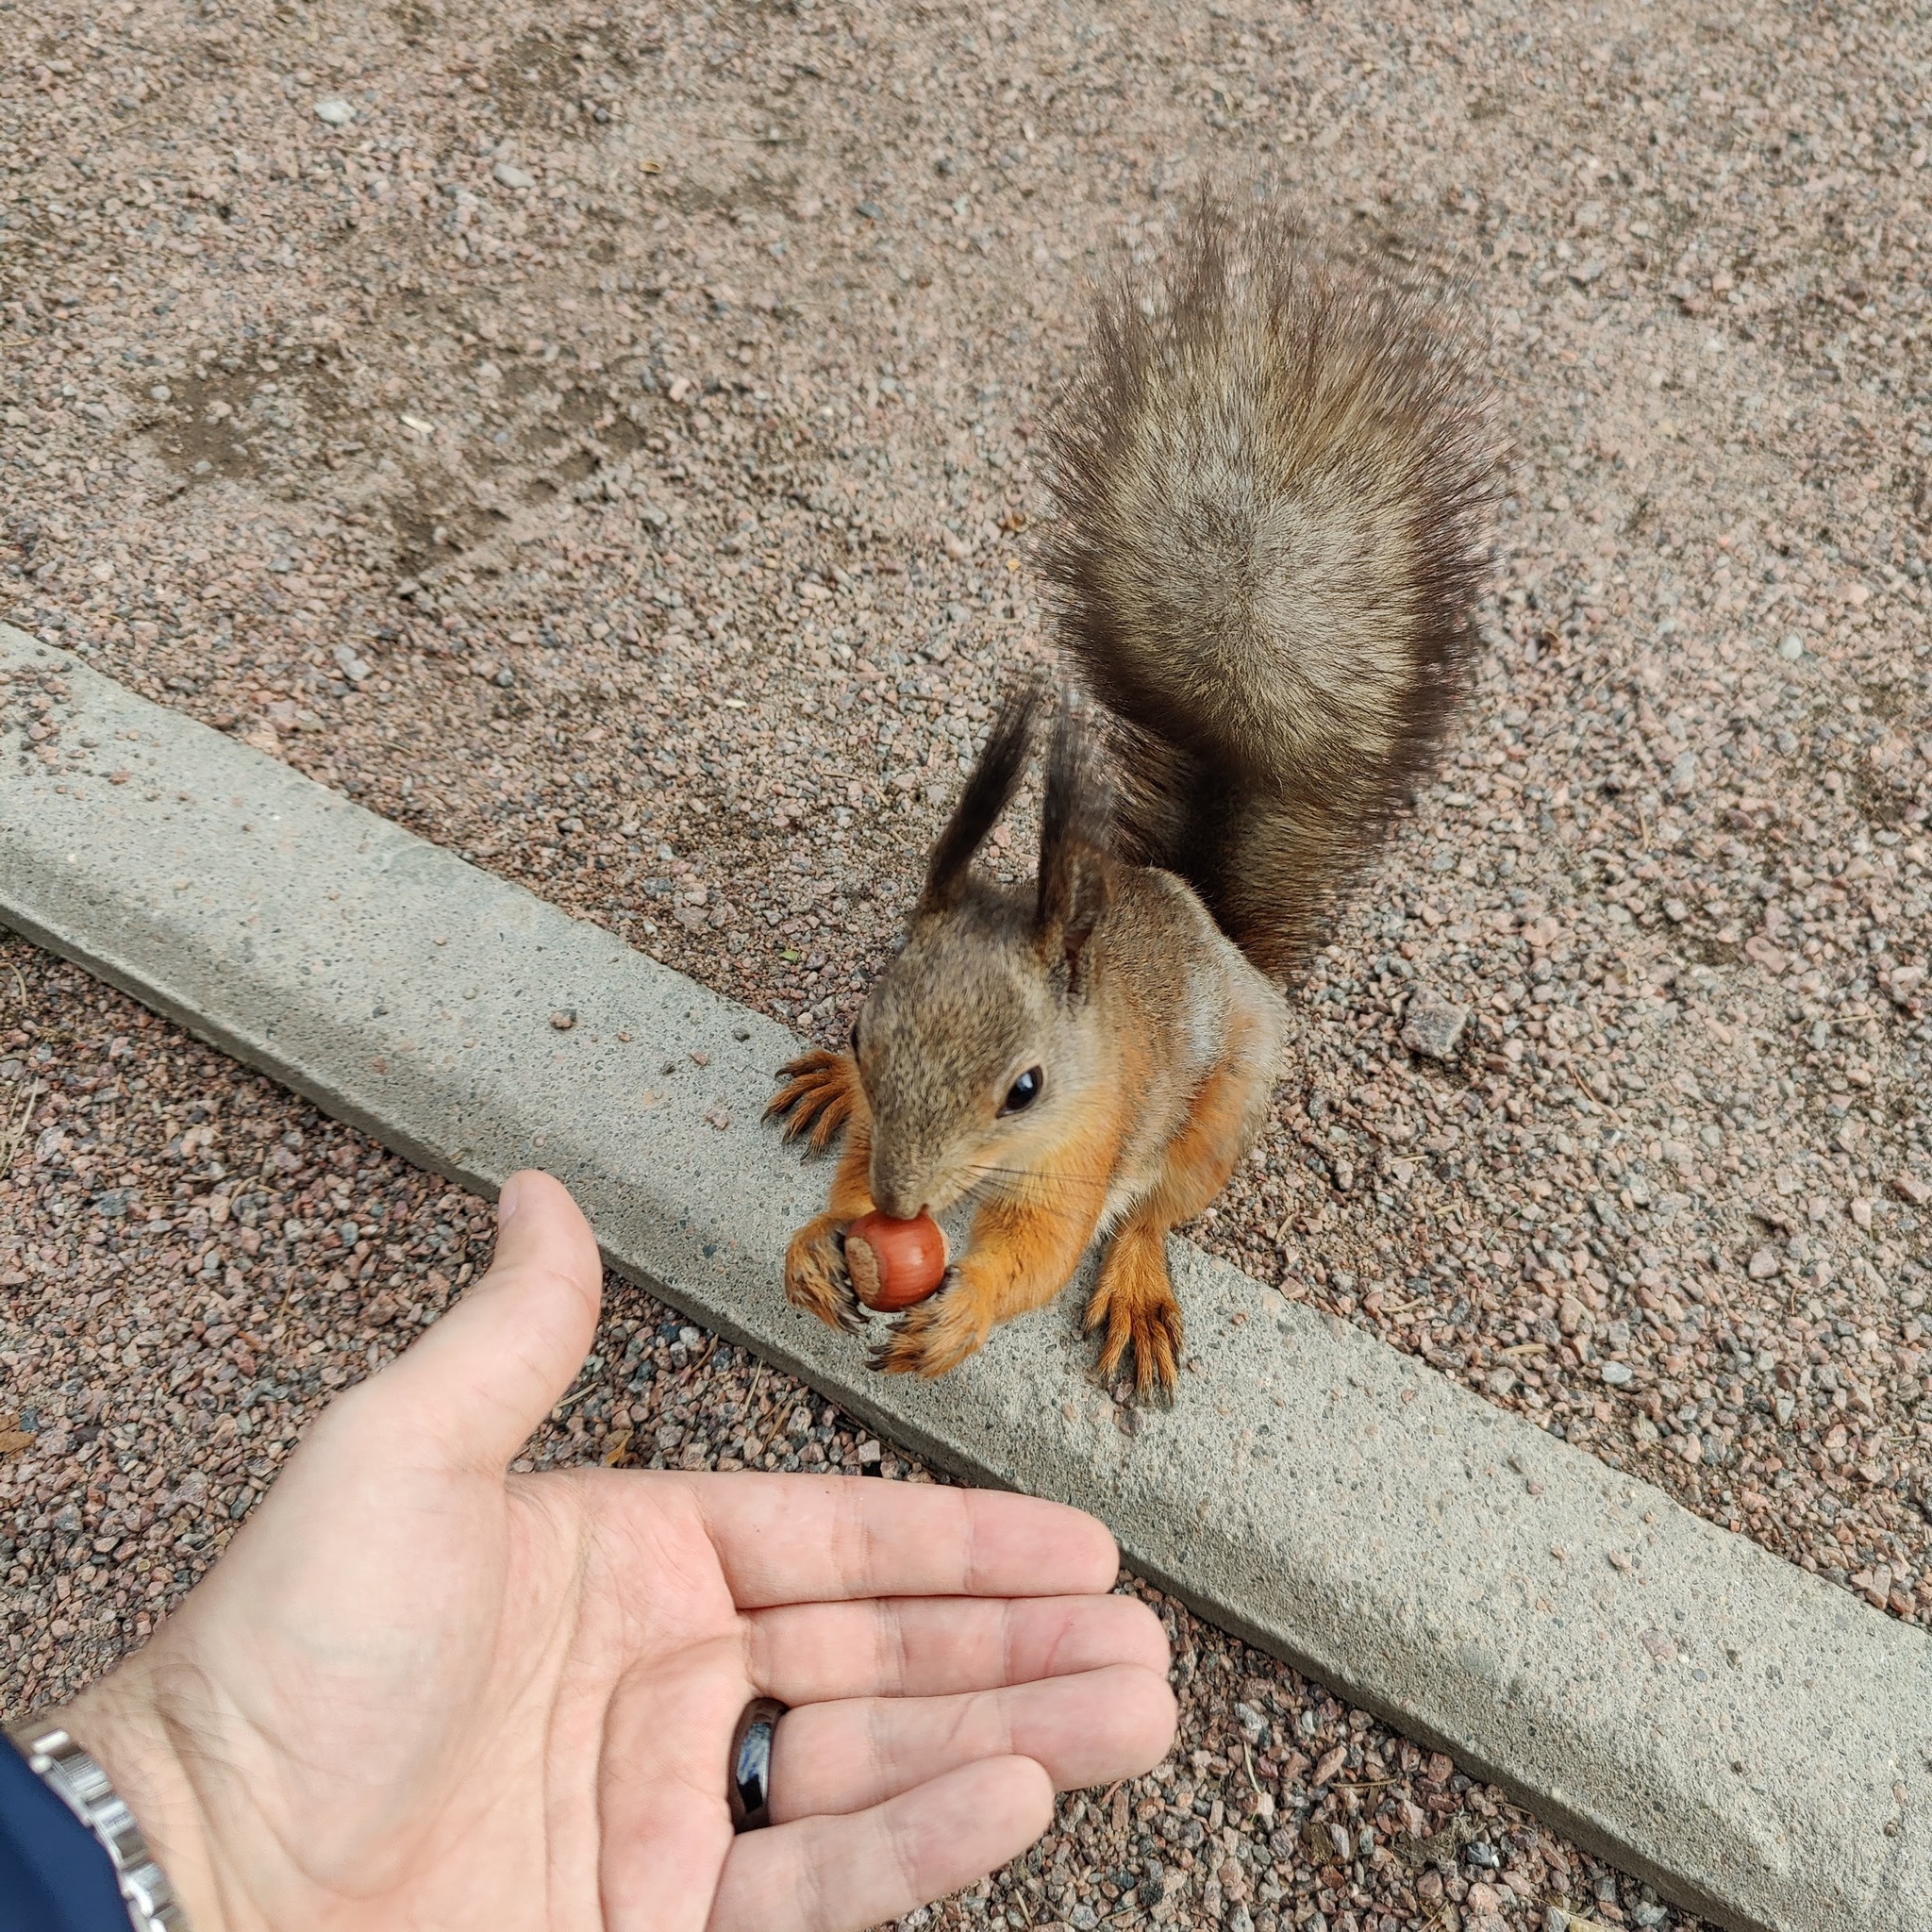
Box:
<box><xmin>49</xmin><ymin>1172</ymin><xmax>1175</xmax><ymax>1932</ymax></box>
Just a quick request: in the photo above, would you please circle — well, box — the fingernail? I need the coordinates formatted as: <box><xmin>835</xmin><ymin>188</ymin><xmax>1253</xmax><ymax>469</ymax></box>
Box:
<box><xmin>498</xmin><ymin>1174</ymin><xmax>525</xmax><ymax>1224</ymax></box>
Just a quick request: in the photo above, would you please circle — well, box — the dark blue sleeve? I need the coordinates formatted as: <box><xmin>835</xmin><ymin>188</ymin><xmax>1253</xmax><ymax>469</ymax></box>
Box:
<box><xmin>0</xmin><ymin>1733</ymin><xmax>130</xmax><ymax>1932</ymax></box>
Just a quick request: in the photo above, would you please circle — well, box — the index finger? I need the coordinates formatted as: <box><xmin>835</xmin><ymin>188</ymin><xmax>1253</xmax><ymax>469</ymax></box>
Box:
<box><xmin>675</xmin><ymin>1473</ymin><xmax>1122</xmax><ymax>1608</ymax></box>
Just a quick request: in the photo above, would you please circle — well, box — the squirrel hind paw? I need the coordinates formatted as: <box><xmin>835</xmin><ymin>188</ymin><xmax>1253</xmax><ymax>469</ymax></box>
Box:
<box><xmin>1086</xmin><ymin>1274</ymin><xmax>1184</xmax><ymax>1400</ymax></box>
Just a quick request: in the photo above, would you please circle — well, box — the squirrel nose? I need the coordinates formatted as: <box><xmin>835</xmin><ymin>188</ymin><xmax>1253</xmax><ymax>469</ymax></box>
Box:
<box><xmin>869</xmin><ymin>1144</ymin><xmax>934</xmax><ymax>1222</ymax></box>
<box><xmin>871</xmin><ymin>1172</ymin><xmax>924</xmax><ymax>1221</ymax></box>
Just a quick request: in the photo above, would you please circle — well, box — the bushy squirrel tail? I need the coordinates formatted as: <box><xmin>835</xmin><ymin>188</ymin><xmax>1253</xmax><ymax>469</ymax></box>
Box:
<box><xmin>1040</xmin><ymin>198</ymin><xmax>1498</xmax><ymax>980</ymax></box>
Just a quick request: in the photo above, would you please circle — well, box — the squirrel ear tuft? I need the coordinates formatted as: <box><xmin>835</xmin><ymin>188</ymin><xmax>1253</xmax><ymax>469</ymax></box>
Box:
<box><xmin>918</xmin><ymin>682</ymin><xmax>1041</xmax><ymax>915</ymax></box>
<box><xmin>1036</xmin><ymin>702</ymin><xmax>1112</xmax><ymax>990</ymax></box>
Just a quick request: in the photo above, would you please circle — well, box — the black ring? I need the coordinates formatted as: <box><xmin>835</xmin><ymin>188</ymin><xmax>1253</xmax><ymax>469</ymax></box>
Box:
<box><xmin>727</xmin><ymin>1696</ymin><xmax>788</xmax><ymax>1832</ymax></box>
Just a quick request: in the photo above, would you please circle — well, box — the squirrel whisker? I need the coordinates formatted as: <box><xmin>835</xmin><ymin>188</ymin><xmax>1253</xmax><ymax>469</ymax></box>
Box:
<box><xmin>966</xmin><ymin>1163</ymin><xmax>1113</xmax><ymax>1191</ymax></box>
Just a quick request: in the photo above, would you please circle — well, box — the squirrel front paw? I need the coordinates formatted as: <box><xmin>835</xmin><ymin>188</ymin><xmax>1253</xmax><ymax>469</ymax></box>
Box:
<box><xmin>784</xmin><ymin>1214</ymin><xmax>868</xmax><ymax>1334</ymax></box>
<box><xmin>764</xmin><ymin>1050</ymin><xmax>858</xmax><ymax>1155</ymax></box>
<box><xmin>869</xmin><ymin>1269</ymin><xmax>990</xmax><ymax>1378</ymax></box>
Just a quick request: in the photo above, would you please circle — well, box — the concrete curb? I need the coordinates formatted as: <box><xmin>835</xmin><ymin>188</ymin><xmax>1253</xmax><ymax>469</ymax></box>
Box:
<box><xmin>4</xmin><ymin>625</ymin><xmax>1928</xmax><ymax>1932</ymax></box>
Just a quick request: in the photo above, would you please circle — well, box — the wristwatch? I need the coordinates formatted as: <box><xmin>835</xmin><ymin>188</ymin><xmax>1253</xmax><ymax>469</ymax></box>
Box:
<box><xmin>7</xmin><ymin>1723</ymin><xmax>192</xmax><ymax>1932</ymax></box>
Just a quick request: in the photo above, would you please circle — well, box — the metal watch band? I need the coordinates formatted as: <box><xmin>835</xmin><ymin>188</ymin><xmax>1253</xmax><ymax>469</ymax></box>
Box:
<box><xmin>7</xmin><ymin>1722</ymin><xmax>192</xmax><ymax>1932</ymax></box>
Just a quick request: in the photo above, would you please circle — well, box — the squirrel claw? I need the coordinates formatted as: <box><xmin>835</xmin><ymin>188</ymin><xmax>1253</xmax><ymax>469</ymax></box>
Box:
<box><xmin>868</xmin><ymin>1327</ymin><xmax>942</xmax><ymax>1376</ymax></box>
<box><xmin>1138</xmin><ymin>1370</ymin><xmax>1178</xmax><ymax>1411</ymax></box>
<box><xmin>828</xmin><ymin>1230</ymin><xmax>868</xmax><ymax>1333</ymax></box>
<box><xmin>785</xmin><ymin>1215</ymin><xmax>869</xmax><ymax>1333</ymax></box>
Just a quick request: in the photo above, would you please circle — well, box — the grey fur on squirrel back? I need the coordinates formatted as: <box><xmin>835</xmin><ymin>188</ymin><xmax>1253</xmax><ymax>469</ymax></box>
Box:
<box><xmin>1040</xmin><ymin>199</ymin><xmax>1499</xmax><ymax>981</ymax></box>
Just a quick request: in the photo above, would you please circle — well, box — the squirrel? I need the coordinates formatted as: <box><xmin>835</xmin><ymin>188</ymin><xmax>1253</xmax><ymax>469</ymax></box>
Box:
<box><xmin>767</xmin><ymin>200</ymin><xmax>1497</xmax><ymax>1395</ymax></box>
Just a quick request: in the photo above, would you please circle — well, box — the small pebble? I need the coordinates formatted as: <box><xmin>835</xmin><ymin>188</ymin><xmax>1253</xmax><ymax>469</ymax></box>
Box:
<box><xmin>1400</xmin><ymin>989</ymin><xmax>1469</xmax><ymax>1060</ymax></box>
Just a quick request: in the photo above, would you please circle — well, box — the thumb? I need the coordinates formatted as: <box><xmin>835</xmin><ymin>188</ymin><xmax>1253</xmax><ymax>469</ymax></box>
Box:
<box><xmin>361</xmin><ymin>1169</ymin><xmax>605</xmax><ymax>1473</ymax></box>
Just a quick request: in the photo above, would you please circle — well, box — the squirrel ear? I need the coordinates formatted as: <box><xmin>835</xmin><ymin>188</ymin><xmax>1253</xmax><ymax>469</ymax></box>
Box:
<box><xmin>1036</xmin><ymin>703</ymin><xmax>1112</xmax><ymax>991</ymax></box>
<box><xmin>919</xmin><ymin>682</ymin><xmax>1041</xmax><ymax>915</ymax></box>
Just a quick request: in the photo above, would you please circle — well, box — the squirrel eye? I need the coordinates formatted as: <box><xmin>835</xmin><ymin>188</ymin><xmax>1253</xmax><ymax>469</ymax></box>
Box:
<box><xmin>1000</xmin><ymin>1066</ymin><xmax>1044</xmax><ymax>1115</ymax></box>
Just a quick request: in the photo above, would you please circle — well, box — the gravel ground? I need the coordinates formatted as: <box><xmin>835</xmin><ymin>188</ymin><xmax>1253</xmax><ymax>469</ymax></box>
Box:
<box><xmin>4</xmin><ymin>0</ymin><xmax>1932</xmax><ymax>1920</ymax></box>
<box><xmin>3</xmin><ymin>938</ymin><xmax>1690</xmax><ymax>1932</ymax></box>
<box><xmin>3</xmin><ymin>0</ymin><xmax>1927</xmax><ymax>1621</ymax></box>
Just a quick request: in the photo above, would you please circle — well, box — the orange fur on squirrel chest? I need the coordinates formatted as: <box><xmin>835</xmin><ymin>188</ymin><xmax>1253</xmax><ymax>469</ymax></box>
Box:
<box><xmin>845</xmin><ymin>1210</ymin><xmax>949</xmax><ymax>1310</ymax></box>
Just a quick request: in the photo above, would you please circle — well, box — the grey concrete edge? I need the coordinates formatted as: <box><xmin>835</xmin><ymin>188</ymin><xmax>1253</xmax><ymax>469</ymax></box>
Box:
<box><xmin>5</xmin><ymin>625</ymin><xmax>1929</xmax><ymax>1932</ymax></box>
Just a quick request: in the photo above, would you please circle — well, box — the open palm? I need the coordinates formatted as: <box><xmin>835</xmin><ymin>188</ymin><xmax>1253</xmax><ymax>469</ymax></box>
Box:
<box><xmin>53</xmin><ymin>1172</ymin><xmax>1174</xmax><ymax>1932</ymax></box>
